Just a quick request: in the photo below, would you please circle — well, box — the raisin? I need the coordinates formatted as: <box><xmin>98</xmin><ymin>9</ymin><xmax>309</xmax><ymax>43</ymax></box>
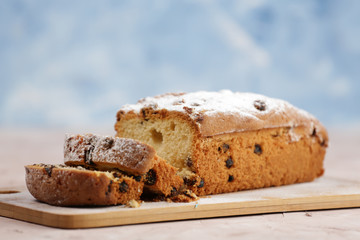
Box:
<box><xmin>183</xmin><ymin>190</ymin><xmax>192</xmax><ymax>197</ymax></box>
<box><xmin>228</xmin><ymin>175</ymin><xmax>234</xmax><ymax>182</ymax></box>
<box><xmin>198</xmin><ymin>179</ymin><xmax>204</xmax><ymax>188</ymax></box>
<box><xmin>254</xmin><ymin>144</ymin><xmax>262</xmax><ymax>155</ymax></box>
<box><xmin>141</xmin><ymin>108</ymin><xmax>146</xmax><ymax>118</ymax></box>
<box><xmin>116</xmin><ymin>110</ymin><xmax>124</xmax><ymax>121</ymax></box>
<box><xmin>184</xmin><ymin>177</ymin><xmax>197</xmax><ymax>186</ymax></box>
<box><xmin>186</xmin><ymin>157</ymin><xmax>193</xmax><ymax>167</ymax></box>
<box><xmin>170</xmin><ymin>187</ymin><xmax>178</xmax><ymax>197</ymax></box>
<box><xmin>194</xmin><ymin>114</ymin><xmax>204</xmax><ymax>123</ymax></box>
<box><xmin>84</xmin><ymin>146</ymin><xmax>95</xmax><ymax>165</ymax></box>
<box><xmin>102</xmin><ymin>138</ymin><xmax>114</xmax><ymax>149</ymax></box>
<box><xmin>44</xmin><ymin>165</ymin><xmax>55</xmax><ymax>177</ymax></box>
<box><xmin>119</xmin><ymin>181</ymin><xmax>129</xmax><ymax>193</ymax></box>
<box><xmin>222</xmin><ymin>143</ymin><xmax>230</xmax><ymax>153</ymax></box>
<box><xmin>183</xmin><ymin>106</ymin><xmax>193</xmax><ymax>114</ymax></box>
<box><xmin>113</xmin><ymin>172</ymin><xmax>121</xmax><ymax>178</ymax></box>
<box><xmin>218</xmin><ymin>143</ymin><xmax>230</xmax><ymax>153</ymax></box>
<box><xmin>145</xmin><ymin>169</ymin><xmax>157</xmax><ymax>185</ymax></box>
<box><xmin>106</xmin><ymin>180</ymin><xmax>113</xmax><ymax>194</ymax></box>
<box><xmin>254</xmin><ymin>100</ymin><xmax>266</xmax><ymax>111</ymax></box>
<box><xmin>225</xmin><ymin>157</ymin><xmax>233</xmax><ymax>168</ymax></box>
<box><xmin>141</xmin><ymin>108</ymin><xmax>149</xmax><ymax>121</ymax></box>
<box><xmin>133</xmin><ymin>175</ymin><xmax>142</xmax><ymax>182</ymax></box>
<box><xmin>312</xmin><ymin>128</ymin><xmax>317</xmax><ymax>137</ymax></box>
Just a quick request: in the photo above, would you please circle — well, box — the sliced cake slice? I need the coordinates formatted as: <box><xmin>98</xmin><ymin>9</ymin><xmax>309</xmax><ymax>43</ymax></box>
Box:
<box><xmin>63</xmin><ymin>134</ymin><xmax>184</xmax><ymax>198</ymax></box>
<box><xmin>25</xmin><ymin>164</ymin><xmax>143</xmax><ymax>206</ymax></box>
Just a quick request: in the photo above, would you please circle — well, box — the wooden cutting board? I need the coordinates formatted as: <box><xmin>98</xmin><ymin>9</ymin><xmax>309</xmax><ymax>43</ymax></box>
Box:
<box><xmin>1</xmin><ymin>176</ymin><xmax>359</xmax><ymax>229</ymax></box>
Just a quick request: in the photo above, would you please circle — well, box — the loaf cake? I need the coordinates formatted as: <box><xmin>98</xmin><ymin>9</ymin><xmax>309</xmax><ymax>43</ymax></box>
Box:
<box><xmin>115</xmin><ymin>90</ymin><xmax>329</xmax><ymax>196</ymax></box>
<box><xmin>63</xmin><ymin>134</ymin><xmax>184</xmax><ymax>198</ymax></box>
<box><xmin>25</xmin><ymin>90</ymin><xmax>329</xmax><ymax>206</ymax></box>
<box><xmin>25</xmin><ymin>164</ymin><xmax>143</xmax><ymax>206</ymax></box>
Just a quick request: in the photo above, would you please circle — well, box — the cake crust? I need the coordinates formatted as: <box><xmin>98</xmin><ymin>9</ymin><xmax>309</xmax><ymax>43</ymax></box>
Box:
<box><xmin>25</xmin><ymin>164</ymin><xmax>143</xmax><ymax>206</ymax></box>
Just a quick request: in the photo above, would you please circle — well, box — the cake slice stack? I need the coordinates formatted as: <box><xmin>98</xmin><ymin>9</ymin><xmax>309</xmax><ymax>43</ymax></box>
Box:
<box><xmin>25</xmin><ymin>134</ymin><xmax>194</xmax><ymax>207</ymax></box>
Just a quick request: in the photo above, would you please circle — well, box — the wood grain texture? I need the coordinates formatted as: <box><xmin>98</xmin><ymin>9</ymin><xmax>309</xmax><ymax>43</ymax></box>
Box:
<box><xmin>1</xmin><ymin>176</ymin><xmax>359</xmax><ymax>229</ymax></box>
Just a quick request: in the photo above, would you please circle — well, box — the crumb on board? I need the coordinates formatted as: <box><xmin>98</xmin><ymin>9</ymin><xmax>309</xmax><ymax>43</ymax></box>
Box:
<box><xmin>126</xmin><ymin>199</ymin><xmax>141</xmax><ymax>208</ymax></box>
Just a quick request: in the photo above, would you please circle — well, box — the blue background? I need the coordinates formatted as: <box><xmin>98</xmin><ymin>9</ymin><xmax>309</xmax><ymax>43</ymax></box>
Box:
<box><xmin>1</xmin><ymin>0</ymin><xmax>359</xmax><ymax>130</ymax></box>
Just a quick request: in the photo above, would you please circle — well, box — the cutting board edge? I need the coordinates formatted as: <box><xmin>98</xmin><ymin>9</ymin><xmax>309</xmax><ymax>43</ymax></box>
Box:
<box><xmin>1</xmin><ymin>193</ymin><xmax>360</xmax><ymax>229</ymax></box>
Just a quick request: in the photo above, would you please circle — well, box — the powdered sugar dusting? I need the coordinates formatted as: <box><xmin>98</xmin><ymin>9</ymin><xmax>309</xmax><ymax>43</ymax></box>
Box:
<box><xmin>120</xmin><ymin>90</ymin><xmax>318</xmax><ymax>136</ymax></box>
<box><xmin>96</xmin><ymin>136</ymin><xmax>152</xmax><ymax>168</ymax></box>
<box><xmin>122</xmin><ymin>90</ymin><xmax>309</xmax><ymax>118</ymax></box>
<box><xmin>64</xmin><ymin>134</ymin><xmax>155</xmax><ymax>174</ymax></box>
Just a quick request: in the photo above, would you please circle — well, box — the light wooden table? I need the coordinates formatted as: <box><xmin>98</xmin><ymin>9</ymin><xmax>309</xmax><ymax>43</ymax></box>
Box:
<box><xmin>0</xmin><ymin>127</ymin><xmax>359</xmax><ymax>239</ymax></box>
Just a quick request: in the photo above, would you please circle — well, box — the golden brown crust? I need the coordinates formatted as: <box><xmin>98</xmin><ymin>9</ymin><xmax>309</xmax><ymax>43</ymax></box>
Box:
<box><xmin>25</xmin><ymin>164</ymin><xmax>143</xmax><ymax>206</ymax></box>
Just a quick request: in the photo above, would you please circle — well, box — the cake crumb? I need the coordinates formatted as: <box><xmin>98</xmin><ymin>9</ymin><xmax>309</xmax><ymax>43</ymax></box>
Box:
<box><xmin>168</xmin><ymin>190</ymin><xmax>199</xmax><ymax>202</ymax></box>
<box><xmin>127</xmin><ymin>199</ymin><xmax>141</xmax><ymax>208</ymax></box>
